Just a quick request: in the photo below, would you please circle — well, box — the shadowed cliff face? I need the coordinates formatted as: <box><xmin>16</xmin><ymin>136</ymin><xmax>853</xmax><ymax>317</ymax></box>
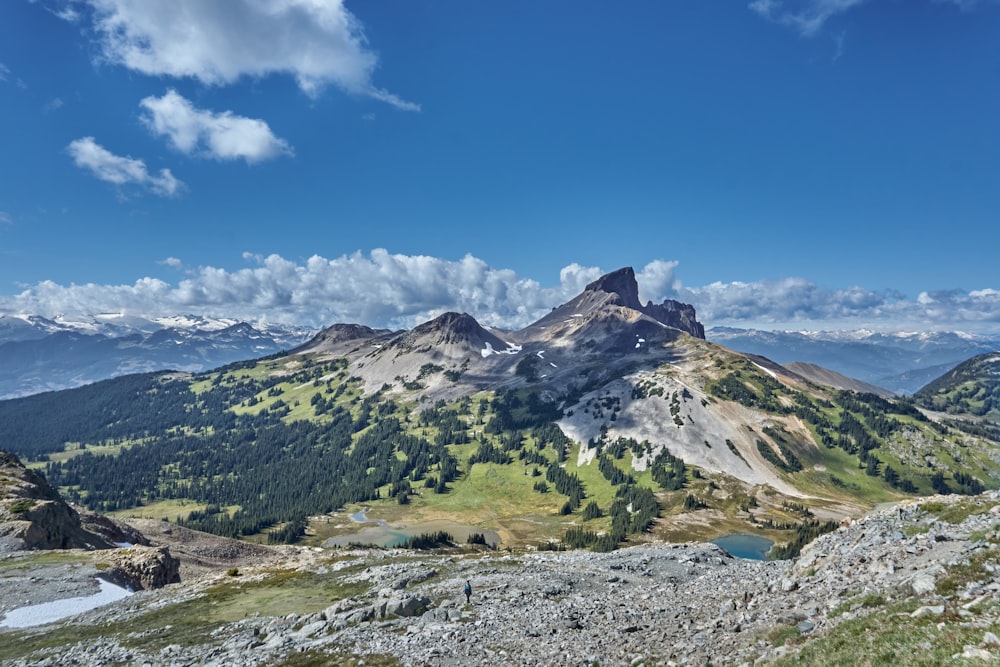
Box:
<box><xmin>282</xmin><ymin>266</ymin><xmax>707</xmax><ymax>404</ymax></box>
<box><xmin>583</xmin><ymin>267</ymin><xmax>705</xmax><ymax>339</ymax></box>
<box><xmin>584</xmin><ymin>267</ymin><xmax>645</xmax><ymax>310</ymax></box>
<box><xmin>0</xmin><ymin>450</ymin><xmax>112</xmax><ymax>553</ymax></box>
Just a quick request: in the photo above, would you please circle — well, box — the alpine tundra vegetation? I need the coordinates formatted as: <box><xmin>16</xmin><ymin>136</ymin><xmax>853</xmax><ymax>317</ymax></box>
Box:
<box><xmin>2</xmin><ymin>268</ymin><xmax>1000</xmax><ymax>663</ymax></box>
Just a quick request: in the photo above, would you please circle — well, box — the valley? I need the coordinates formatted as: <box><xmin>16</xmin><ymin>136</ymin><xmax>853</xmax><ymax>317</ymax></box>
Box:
<box><xmin>2</xmin><ymin>267</ymin><xmax>1000</xmax><ymax>665</ymax></box>
<box><xmin>3</xmin><ymin>268</ymin><xmax>997</xmax><ymax>556</ymax></box>
<box><xmin>3</xmin><ymin>491</ymin><xmax>1000</xmax><ymax>665</ymax></box>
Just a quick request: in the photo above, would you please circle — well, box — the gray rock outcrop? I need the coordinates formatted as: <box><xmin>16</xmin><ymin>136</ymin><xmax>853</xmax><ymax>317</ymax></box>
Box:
<box><xmin>5</xmin><ymin>492</ymin><xmax>1000</xmax><ymax>666</ymax></box>
<box><xmin>100</xmin><ymin>545</ymin><xmax>181</xmax><ymax>590</ymax></box>
<box><xmin>584</xmin><ymin>267</ymin><xmax>706</xmax><ymax>339</ymax></box>
<box><xmin>0</xmin><ymin>450</ymin><xmax>113</xmax><ymax>553</ymax></box>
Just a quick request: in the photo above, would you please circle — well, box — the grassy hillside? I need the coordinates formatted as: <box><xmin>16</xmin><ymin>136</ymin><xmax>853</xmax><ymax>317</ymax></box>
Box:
<box><xmin>1</xmin><ymin>344</ymin><xmax>998</xmax><ymax>554</ymax></box>
<box><xmin>912</xmin><ymin>351</ymin><xmax>1000</xmax><ymax>423</ymax></box>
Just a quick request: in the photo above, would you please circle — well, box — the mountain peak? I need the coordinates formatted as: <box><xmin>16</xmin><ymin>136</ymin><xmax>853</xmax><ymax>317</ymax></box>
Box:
<box><xmin>416</xmin><ymin>312</ymin><xmax>480</xmax><ymax>332</ymax></box>
<box><xmin>581</xmin><ymin>267</ymin><xmax>705</xmax><ymax>339</ymax></box>
<box><xmin>409</xmin><ymin>312</ymin><xmax>495</xmax><ymax>346</ymax></box>
<box><xmin>585</xmin><ymin>267</ymin><xmax>642</xmax><ymax>310</ymax></box>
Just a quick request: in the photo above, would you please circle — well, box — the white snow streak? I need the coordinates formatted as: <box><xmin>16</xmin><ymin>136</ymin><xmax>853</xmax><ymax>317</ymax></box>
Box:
<box><xmin>0</xmin><ymin>579</ymin><xmax>132</xmax><ymax>628</ymax></box>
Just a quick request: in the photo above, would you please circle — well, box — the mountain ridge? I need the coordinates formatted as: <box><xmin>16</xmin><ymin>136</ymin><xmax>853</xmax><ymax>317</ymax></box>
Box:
<box><xmin>284</xmin><ymin>266</ymin><xmax>708</xmax><ymax>405</ymax></box>
<box><xmin>912</xmin><ymin>351</ymin><xmax>1000</xmax><ymax>426</ymax></box>
<box><xmin>0</xmin><ymin>319</ymin><xmax>314</xmax><ymax>399</ymax></box>
<box><xmin>708</xmin><ymin>326</ymin><xmax>1000</xmax><ymax>395</ymax></box>
<box><xmin>1</xmin><ymin>266</ymin><xmax>998</xmax><ymax>556</ymax></box>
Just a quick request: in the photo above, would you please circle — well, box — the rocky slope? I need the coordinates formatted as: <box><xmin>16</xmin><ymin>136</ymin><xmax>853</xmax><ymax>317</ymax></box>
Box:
<box><xmin>1</xmin><ymin>450</ymin><xmax>184</xmax><ymax>600</ymax></box>
<box><xmin>3</xmin><ymin>491</ymin><xmax>1000</xmax><ymax>666</ymax></box>
<box><xmin>0</xmin><ymin>450</ymin><xmax>112</xmax><ymax>553</ymax></box>
<box><xmin>781</xmin><ymin>360</ymin><xmax>895</xmax><ymax>398</ymax></box>
<box><xmin>289</xmin><ymin>266</ymin><xmax>708</xmax><ymax>405</ymax></box>
<box><xmin>283</xmin><ymin>267</ymin><xmax>861</xmax><ymax>495</ymax></box>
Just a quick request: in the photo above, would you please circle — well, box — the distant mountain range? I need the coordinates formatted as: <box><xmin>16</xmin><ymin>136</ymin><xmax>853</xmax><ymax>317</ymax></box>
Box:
<box><xmin>3</xmin><ymin>305</ymin><xmax>999</xmax><ymax>401</ymax></box>
<box><xmin>4</xmin><ymin>269</ymin><xmax>1000</xmax><ymax>667</ymax></box>
<box><xmin>4</xmin><ymin>267</ymin><xmax>997</xmax><ymax>553</ymax></box>
<box><xmin>707</xmin><ymin>327</ymin><xmax>1000</xmax><ymax>395</ymax></box>
<box><xmin>0</xmin><ymin>313</ymin><xmax>313</xmax><ymax>399</ymax></box>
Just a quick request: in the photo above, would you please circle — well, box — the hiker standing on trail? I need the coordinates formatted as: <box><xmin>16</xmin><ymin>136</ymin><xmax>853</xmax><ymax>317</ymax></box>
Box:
<box><xmin>464</xmin><ymin>580</ymin><xmax>472</xmax><ymax>604</ymax></box>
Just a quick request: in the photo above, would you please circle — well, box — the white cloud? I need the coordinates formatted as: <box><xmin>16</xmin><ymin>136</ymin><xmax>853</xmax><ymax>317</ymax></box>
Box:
<box><xmin>55</xmin><ymin>6</ymin><xmax>81</xmax><ymax>21</ymax></box>
<box><xmin>0</xmin><ymin>212</ymin><xmax>13</xmax><ymax>226</ymax></box>
<box><xmin>66</xmin><ymin>136</ymin><xmax>183</xmax><ymax>196</ymax></box>
<box><xmin>636</xmin><ymin>260</ymin><xmax>681</xmax><ymax>305</ymax></box>
<box><xmin>0</xmin><ymin>251</ymin><xmax>592</xmax><ymax>330</ymax></box>
<box><xmin>674</xmin><ymin>279</ymin><xmax>1000</xmax><ymax>332</ymax></box>
<box><xmin>935</xmin><ymin>0</ymin><xmax>998</xmax><ymax>9</ymax></box>
<box><xmin>832</xmin><ymin>30</ymin><xmax>846</xmax><ymax>62</ymax></box>
<box><xmin>42</xmin><ymin>97</ymin><xmax>65</xmax><ymax>114</ymax></box>
<box><xmin>557</xmin><ymin>263</ymin><xmax>604</xmax><ymax>297</ymax></box>
<box><xmin>45</xmin><ymin>2</ymin><xmax>82</xmax><ymax>22</ymax></box>
<box><xmin>140</xmin><ymin>90</ymin><xmax>292</xmax><ymax>163</ymax></box>
<box><xmin>0</xmin><ymin>62</ymin><xmax>22</xmax><ymax>88</ymax></box>
<box><xmin>82</xmin><ymin>0</ymin><xmax>419</xmax><ymax>110</ymax></box>
<box><xmin>751</xmin><ymin>0</ymin><xmax>1000</xmax><ymax>36</ymax></box>
<box><xmin>1</xmin><ymin>252</ymin><xmax>998</xmax><ymax>333</ymax></box>
<box><xmin>749</xmin><ymin>0</ymin><xmax>868</xmax><ymax>36</ymax></box>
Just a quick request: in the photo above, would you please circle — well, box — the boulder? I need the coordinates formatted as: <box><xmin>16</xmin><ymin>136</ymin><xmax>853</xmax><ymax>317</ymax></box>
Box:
<box><xmin>909</xmin><ymin>574</ymin><xmax>937</xmax><ymax>597</ymax></box>
<box><xmin>386</xmin><ymin>595</ymin><xmax>431</xmax><ymax>618</ymax></box>
<box><xmin>100</xmin><ymin>545</ymin><xmax>181</xmax><ymax>590</ymax></box>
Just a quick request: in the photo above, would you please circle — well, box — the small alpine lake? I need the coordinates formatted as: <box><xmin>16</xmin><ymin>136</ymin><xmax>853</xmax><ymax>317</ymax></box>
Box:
<box><xmin>710</xmin><ymin>534</ymin><xmax>774</xmax><ymax>560</ymax></box>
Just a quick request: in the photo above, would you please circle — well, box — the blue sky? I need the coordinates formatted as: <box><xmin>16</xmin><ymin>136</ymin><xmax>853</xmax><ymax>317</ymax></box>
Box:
<box><xmin>1</xmin><ymin>0</ymin><xmax>998</xmax><ymax>332</ymax></box>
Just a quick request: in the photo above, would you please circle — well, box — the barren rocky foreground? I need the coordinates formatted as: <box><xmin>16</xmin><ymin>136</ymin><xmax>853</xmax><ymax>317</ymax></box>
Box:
<box><xmin>3</xmin><ymin>492</ymin><xmax>1000</xmax><ymax>666</ymax></box>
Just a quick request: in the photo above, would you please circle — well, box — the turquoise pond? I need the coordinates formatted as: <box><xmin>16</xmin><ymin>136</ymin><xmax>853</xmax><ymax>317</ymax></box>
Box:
<box><xmin>710</xmin><ymin>534</ymin><xmax>774</xmax><ymax>560</ymax></box>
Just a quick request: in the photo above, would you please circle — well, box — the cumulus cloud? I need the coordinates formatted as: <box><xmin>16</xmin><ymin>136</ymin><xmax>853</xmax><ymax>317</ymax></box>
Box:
<box><xmin>80</xmin><ymin>0</ymin><xmax>419</xmax><ymax>110</ymax></box>
<box><xmin>670</xmin><ymin>279</ymin><xmax>1000</xmax><ymax>332</ymax></box>
<box><xmin>636</xmin><ymin>260</ymin><xmax>682</xmax><ymax>304</ymax></box>
<box><xmin>0</xmin><ymin>251</ymin><xmax>559</xmax><ymax>329</ymax></box>
<box><xmin>140</xmin><ymin>90</ymin><xmax>292</xmax><ymax>163</ymax></box>
<box><xmin>1</xmin><ymin>251</ymin><xmax>998</xmax><ymax>333</ymax></box>
<box><xmin>66</xmin><ymin>136</ymin><xmax>183</xmax><ymax>196</ymax></box>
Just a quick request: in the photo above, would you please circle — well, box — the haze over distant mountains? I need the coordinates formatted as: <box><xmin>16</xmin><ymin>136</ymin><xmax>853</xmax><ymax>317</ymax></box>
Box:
<box><xmin>6</xmin><ymin>265</ymin><xmax>997</xmax><ymax>551</ymax></box>
<box><xmin>2</xmin><ymin>296</ymin><xmax>999</xmax><ymax>399</ymax></box>
<box><xmin>0</xmin><ymin>313</ymin><xmax>313</xmax><ymax>399</ymax></box>
<box><xmin>707</xmin><ymin>327</ymin><xmax>1000</xmax><ymax>395</ymax></box>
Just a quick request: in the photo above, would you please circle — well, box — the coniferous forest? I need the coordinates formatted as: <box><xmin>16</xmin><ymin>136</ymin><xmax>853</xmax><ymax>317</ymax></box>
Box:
<box><xmin>0</xmin><ymin>345</ymin><xmax>993</xmax><ymax>552</ymax></box>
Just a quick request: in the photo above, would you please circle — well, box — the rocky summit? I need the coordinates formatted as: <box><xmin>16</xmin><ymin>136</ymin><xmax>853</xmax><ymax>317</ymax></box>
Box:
<box><xmin>580</xmin><ymin>267</ymin><xmax>706</xmax><ymax>339</ymax></box>
<box><xmin>2</xmin><ymin>265</ymin><xmax>1000</xmax><ymax>665</ymax></box>
<box><xmin>287</xmin><ymin>266</ymin><xmax>709</xmax><ymax>405</ymax></box>
<box><xmin>3</xmin><ymin>491</ymin><xmax>1000</xmax><ymax>666</ymax></box>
